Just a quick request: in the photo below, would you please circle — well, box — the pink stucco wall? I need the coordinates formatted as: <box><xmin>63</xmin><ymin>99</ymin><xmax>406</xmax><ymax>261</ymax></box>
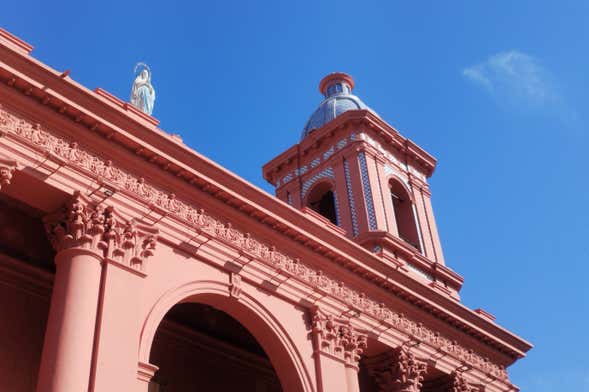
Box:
<box><xmin>0</xmin><ymin>259</ymin><xmax>50</xmax><ymax>391</ymax></box>
<box><xmin>0</xmin><ymin>28</ymin><xmax>531</xmax><ymax>392</ymax></box>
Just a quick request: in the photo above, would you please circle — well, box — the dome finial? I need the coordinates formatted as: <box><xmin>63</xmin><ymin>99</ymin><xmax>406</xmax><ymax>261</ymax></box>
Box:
<box><xmin>302</xmin><ymin>72</ymin><xmax>375</xmax><ymax>139</ymax></box>
<box><xmin>319</xmin><ymin>72</ymin><xmax>355</xmax><ymax>97</ymax></box>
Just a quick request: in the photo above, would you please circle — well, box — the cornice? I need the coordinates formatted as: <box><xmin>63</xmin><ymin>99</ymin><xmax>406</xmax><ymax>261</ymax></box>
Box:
<box><xmin>355</xmin><ymin>231</ymin><xmax>464</xmax><ymax>291</ymax></box>
<box><xmin>0</xmin><ymin>29</ymin><xmax>32</xmax><ymax>55</ymax></box>
<box><xmin>264</xmin><ymin>110</ymin><xmax>437</xmax><ymax>183</ymax></box>
<box><xmin>0</xmin><ymin>30</ymin><xmax>531</xmax><ymax>374</ymax></box>
<box><xmin>0</xmin><ymin>101</ymin><xmax>528</xmax><ymax>380</ymax></box>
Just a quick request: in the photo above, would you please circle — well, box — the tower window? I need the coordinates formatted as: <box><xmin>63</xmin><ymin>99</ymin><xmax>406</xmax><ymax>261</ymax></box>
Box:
<box><xmin>307</xmin><ymin>183</ymin><xmax>338</xmax><ymax>226</ymax></box>
<box><xmin>390</xmin><ymin>180</ymin><xmax>421</xmax><ymax>251</ymax></box>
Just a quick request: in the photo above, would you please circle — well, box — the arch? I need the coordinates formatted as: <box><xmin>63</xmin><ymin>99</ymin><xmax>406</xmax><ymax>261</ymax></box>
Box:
<box><xmin>388</xmin><ymin>177</ymin><xmax>421</xmax><ymax>251</ymax></box>
<box><xmin>305</xmin><ymin>180</ymin><xmax>339</xmax><ymax>226</ymax></box>
<box><xmin>139</xmin><ymin>280</ymin><xmax>314</xmax><ymax>392</ymax></box>
<box><xmin>384</xmin><ymin>173</ymin><xmax>414</xmax><ymax>203</ymax></box>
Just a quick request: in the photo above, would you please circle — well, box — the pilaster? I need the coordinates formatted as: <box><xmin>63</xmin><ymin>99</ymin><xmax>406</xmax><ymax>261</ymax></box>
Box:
<box><xmin>409</xmin><ymin>179</ymin><xmax>437</xmax><ymax>262</ymax></box>
<box><xmin>37</xmin><ymin>191</ymin><xmax>158</xmax><ymax>392</ymax></box>
<box><xmin>420</xmin><ymin>186</ymin><xmax>445</xmax><ymax>265</ymax></box>
<box><xmin>344</xmin><ymin>148</ymin><xmax>375</xmax><ymax>235</ymax></box>
<box><xmin>37</xmin><ymin>192</ymin><xmax>109</xmax><ymax>392</ymax></box>
<box><xmin>311</xmin><ymin>309</ymin><xmax>367</xmax><ymax>392</ymax></box>
<box><xmin>366</xmin><ymin>347</ymin><xmax>428</xmax><ymax>392</ymax></box>
<box><xmin>361</xmin><ymin>147</ymin><xmax>390</xmax><ymax>231</ymax></box>
<box><xmin>332</xmin><ymin>156</ymin><xmax>355</xmax><ymax>237</ymax></box>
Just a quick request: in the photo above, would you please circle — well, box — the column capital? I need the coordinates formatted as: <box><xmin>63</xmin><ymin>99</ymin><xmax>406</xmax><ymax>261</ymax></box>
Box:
<box><xmin>366</xmin><ymin>347</ymin><xmax>428</xmax><ymax>392</ymax></box>
<box><xmin>311</xmin><ymin>308</ymin><xmax>368</xmax><ymax>369</ymax></box>
<box><xmin>450</xmin><ymin>371</ymin><xmax>476</xmax><ymax>392</ymax></box>
<box><xmin>0</xmin><ymin>158</ymin><xmax>18</xmax><ymax>190</ymax></box>
<box><xmin>44</xmin><ymin>191</ymin><xmax>158</xmax><ymax>273</ymax></box>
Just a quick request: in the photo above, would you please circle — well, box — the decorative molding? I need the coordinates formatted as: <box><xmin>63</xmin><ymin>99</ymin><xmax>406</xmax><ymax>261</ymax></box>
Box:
<box><xmin>44</xmin><ymin>191</ymin><xmax>158</xmax><ymax>273</ymax></box>
<box><xmin>358</xmin><ymin>151</ymin><xmax>378</xmax><ymax>230</ymax></box>
<box><xmin>358</xmin><ymin>132</ymin><xmax>427</xmax><ymax>181</ymax></box>
<box><xmin>301</xmin><ymin>166</ymin><xmax>335</xmax><ymax>198</ymax></box>
<box><xmin>137</xmin><ymin>361</ymin><xmax>159</xmax><ymax>383</ymax></box>
<box><xmin>276</xmin><ymin>134</ymin><xmax>356</xmax><ymax>188</ymax></box>
<box><xmin>273</xmin><ymin>131</ymin><xmax>427</xmax><ymax>189</ymax></box>
<box><xmin>0</xmin><ymin>157</ymin><xmax>17</xmax><ymax>191</ymax></box>
<box><xmin>406</xmin><ymin>263</ymin><xmax>434</xmax><ymax>282</ymax></box>
<box><xmin>375</xmin><ymin>156</ymin><xmax>390</xmax><ymax>231</ymax></box>
<box><xmin>450</xmin><ymin>371</ymin><xmax>476</xmax><ymax>392</ymax></box>
<box><xmin>384</xmin><ymin>164</ymin><xmax>410</xmax><ymax>188</ymax></box>
<box><xmin>367</xmin><ymin>347</ymin><xmax>427</xmax><ymax>392</ymax></box>
<box><xmin>0</xmin><ymin>104</ymin><xmax>509</xmax><ymax>381</ymax></box>
<box><xmin>310</xmin><ymin>157</ymin><xmax>321</xmax><ymax>169</ymax></box>
<box><xmin>343</xmin><ymin>157</ymin><xmax>359</xmax><ymax>237</ymax></box>
<box><xmin>230</xmin><ymin>272</ymin><xmax>242</xmax><ymax>299</ymax></box>
<box><xmin>322</xmin><ymin>145</ymin><xmax>335</xmax><ymax>160</ymax></box>
<box><xmin>332</xmin><ymin>189</ymin><xmax>342</xmax><ymax>227</ymax></box>
<box><xmin>311</xmin><ymin>308</ymin><xmax>367</xmax><ymax>368</ymax></box>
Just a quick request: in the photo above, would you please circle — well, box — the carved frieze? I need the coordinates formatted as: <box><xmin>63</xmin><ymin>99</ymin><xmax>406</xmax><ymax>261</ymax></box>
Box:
<box><xmin>367</xmin><ymin>347</ymin><xmax>427</xmax><ymax>392</ymax></box>
<box><xmin>311</xmin><ymin>309</ymin><xmax>367</xmax><ymax>368</ymax></box>
<box><xmin>0</xmin><ymin>104</ymin><xmax>509</xmax><ymax>381</ymax></box>
<box><xmin>44</xmin><ymin>191</ymin><xmax>158</xmax><ymax>272</ymax></box>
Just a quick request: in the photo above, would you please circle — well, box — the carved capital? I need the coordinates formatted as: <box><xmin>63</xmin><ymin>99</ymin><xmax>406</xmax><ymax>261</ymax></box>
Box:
<box><xmin>44</xmin><ymin>191</ymin><xmax>158</xmax><ymax>273</ymax></box>
<box><xmin>0</xmin><ymin>158</ymin><xmax>18</xmax><ymax>190</ymax></box>
<box><xmin>311</xmin><ymin>309</ymin><xmax>368</xmax><ymax>368</ymax></box>
<box><xmin>450</xmin><ymin>371</ymin><xmax>476</xmax><ymax>392</ymax></box>
<box><xmin>367</xmin><ymin>347</ymin><xmax>427</xmax><ymax>392</ymax></box>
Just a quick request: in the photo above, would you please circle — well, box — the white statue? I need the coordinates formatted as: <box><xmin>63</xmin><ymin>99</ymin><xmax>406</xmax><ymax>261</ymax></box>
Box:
<box><xmin>130</xmin><ymin>63</ymin><xmax>155</xmax><ymax>115</ymax></box>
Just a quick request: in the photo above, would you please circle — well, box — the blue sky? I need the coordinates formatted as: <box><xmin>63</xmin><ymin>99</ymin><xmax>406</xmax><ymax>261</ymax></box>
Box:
<box><xmin>4</xmin><ymin>1</ymin><xmax>588</xmax><ymax>390</ymax></box>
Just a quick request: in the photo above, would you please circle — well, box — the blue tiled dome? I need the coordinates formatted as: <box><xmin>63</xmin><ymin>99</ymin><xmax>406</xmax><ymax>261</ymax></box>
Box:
<box><xmin>301</xmin><ymin>73</ymin><xmax>376</xmax><ymax>139</ymax></box>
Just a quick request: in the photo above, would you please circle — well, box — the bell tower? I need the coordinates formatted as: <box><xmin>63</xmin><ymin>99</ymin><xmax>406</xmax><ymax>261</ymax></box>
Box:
<box><xmin>263</xmin><ymin>73</ymin><xmax>462</xmax><ymax>299</ymax></box>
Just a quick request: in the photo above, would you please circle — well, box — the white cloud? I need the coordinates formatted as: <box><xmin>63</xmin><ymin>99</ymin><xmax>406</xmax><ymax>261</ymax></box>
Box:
<box><xmin>462</xmin><ymin>50</ymin><xmax>557</xmax><ymax>107</ymax></box>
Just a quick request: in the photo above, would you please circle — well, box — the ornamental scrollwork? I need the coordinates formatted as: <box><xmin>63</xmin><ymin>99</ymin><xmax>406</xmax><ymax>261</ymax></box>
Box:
<box><xmin>450</xmin><ymin>371</ymin><xmax>476</xmax><ymax>392</ymax></box>
<box><xmin>44</xmin><ymin>191</ymin><xmax>158</xmax><ymax>272</ymax></box>
<box><xmin>311</xmin><ymin>309</ymin><xmax>367</xmax><ymax>367</ymax></box>
<box><xmin>367</xmin><ymin>347</ymin><xmax>428</xmax><ymax>392</ymax></box>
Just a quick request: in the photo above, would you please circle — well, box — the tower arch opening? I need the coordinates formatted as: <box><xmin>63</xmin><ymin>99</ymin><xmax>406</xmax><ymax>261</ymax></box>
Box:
<box><xmin>389</xmin><ymin>179</ymin><xmax>421</xmax><ymax>251</ymax></box>
<box><xmin>306</xmin><ymin>182</ymin><xmax>338</xmax><ymax>226</ymax></box>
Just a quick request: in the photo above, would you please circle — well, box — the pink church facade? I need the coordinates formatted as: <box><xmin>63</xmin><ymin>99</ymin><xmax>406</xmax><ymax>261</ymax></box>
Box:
<box><xmin>0</xmin><ymin>28</ymin><xmax>531</xmax><ymax>392</ymax></box>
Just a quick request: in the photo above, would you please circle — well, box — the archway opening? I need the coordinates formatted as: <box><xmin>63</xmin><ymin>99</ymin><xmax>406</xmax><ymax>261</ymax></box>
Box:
<box><xmin>0</xmin><ymin>189</ymin><xmax>56</xmax><ymax>390</ymax></box>
<box><xmin>149</xmin><ymin>302</ymin><xmax>282</xmax><ymax>391</ymax></box>
<box><xmin>307</xmin><ymin>182</ymin><xmax>338</xmax><ymax>225</ymax></box>
<box><xmin>389</xmin><ymin>180</ymin><xmax>421</xmax><ymax>251</ymax></box>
